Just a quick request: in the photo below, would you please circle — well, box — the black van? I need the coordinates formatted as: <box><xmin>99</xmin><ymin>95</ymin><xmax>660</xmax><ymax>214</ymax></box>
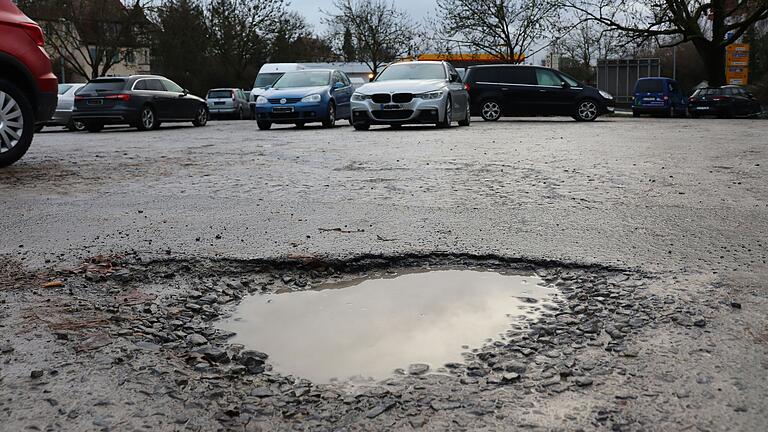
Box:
<box><xmin>464</xmin><ymin>65</ymin><xmax>615</xmax><ymax>121</ymax></box>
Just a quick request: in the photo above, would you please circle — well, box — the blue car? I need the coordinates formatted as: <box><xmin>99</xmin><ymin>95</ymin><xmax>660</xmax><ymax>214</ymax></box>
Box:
<box><xmin>255</xmin><ymin>69</ymin><xmax>353</xmax><ymax>129</ymax></box>
<box><xmin>632</xmin><ymin>77</ymin><xmax>687</xmax><ymax>117</ymax></box>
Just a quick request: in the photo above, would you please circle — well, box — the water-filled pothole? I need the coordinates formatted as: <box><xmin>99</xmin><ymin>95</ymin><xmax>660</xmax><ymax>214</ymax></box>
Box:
<box><xmin>218</xmin><ymin>269</ymin><xmax>558</xmax><ymax>383</ymax></box>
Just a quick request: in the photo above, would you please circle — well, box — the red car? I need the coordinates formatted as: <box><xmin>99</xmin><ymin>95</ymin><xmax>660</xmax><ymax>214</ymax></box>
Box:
<box><xmin>0</xmin><ymin>0</ymin><xmax>57</xmax><ymax>167</ymax></box>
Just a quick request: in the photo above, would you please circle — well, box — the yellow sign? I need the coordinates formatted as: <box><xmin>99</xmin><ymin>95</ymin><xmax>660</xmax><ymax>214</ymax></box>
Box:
<box><xmin>726</xmin><ymin>44</ymin><xmax>750</xmax><ymax>85</ymax></box>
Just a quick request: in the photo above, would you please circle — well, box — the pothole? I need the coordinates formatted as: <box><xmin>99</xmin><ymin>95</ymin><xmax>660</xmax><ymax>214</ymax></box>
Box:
<box><xmin>217</xmin><ymin>268</ymin><xmax>559</xmax><ymax>384</ymax></box>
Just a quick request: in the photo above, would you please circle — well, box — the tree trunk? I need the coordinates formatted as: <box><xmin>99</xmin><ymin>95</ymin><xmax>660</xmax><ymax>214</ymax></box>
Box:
<box><xmin>692</xmin><ymin>39</ymin><xmax>726</xmax><ymax>86</ymax></box>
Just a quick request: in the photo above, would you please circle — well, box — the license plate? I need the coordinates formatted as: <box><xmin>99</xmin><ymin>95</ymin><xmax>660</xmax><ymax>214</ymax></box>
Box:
<box><xmin>214</xmin><ymin>102</ymin><xmax>225</xmax><ymax>105</ymax></box>
<box><xmin>643</xmin><ymin>97</ymin><xmax>656</xmax><ymax>101</ymax></box>
<box><xmin>382</xmin><ymin>104</ymin><xmax>402</xmax><ymax>110</ymax></box>
<box><xmin>87</xmin><ymin>99</ymin><xmax>103</xmax><ymax>105</ymax></box>
<box><xmin>696</xmin><ymin>107</ymin><xmax>709</xmax><ymax>110</ymax></box>
<box><xmin>273</xmin><ymin>107</ymin><xmax>294</xmax><ymax>113</ymax></box>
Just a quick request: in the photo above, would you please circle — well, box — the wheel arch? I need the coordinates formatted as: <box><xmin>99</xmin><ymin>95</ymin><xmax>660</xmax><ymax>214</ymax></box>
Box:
<box><xmin>0</xmin><ymin>53</ymin><xmax>37</xmax><ymax>111</ymax></box>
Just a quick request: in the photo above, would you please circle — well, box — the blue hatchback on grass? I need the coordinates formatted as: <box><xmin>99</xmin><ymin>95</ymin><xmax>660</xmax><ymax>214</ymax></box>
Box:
<box><xmin>632</xmin><ymin>77</ymin><xmax>687</xmax><ymax>117</ymax></box>
<box><xmin>255</xmin><ymin>69</ymin><xmax>353</xmax><ymax>129</ymax></box>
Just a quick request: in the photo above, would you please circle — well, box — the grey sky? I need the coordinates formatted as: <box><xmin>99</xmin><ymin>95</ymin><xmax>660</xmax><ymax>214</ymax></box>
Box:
<box><xmin>288</xmin><ymin>0</ymin><xmax>435</xmax><ymax>33</ymax></box>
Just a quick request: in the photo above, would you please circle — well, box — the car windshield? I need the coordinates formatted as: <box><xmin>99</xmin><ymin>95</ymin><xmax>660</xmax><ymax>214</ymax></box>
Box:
<box><xmin>254</xmin><ymin>73</ymin><xmax>283</xmax><ymax>88</ymax></box>
<box><xmin>273</xmin><ymin>71</ymin><xmax>330</xmax><ymax>89</ymax></box>
<box><xmin>208</xmin><ymin>90</ymin><xmax>233</xmax><ymax>99</ymax></box>
<box><xmin>58</xmin><ymin>84</ymin><xmax>74</xmax><ymax>95</ymax></box>
<box><xmin>80</xmin><ymin>79</ymin><xmax>126</xmax><ymax>93</ymax></box>
<box><xmin>376</xmin><ymin>63</ymin><xmax>446</xmax><ymax>81</ymax></box>
<box><xmin>635</xmin><ymin>80</ymin><xmax>664</xmax><ymax>93</ymax></box>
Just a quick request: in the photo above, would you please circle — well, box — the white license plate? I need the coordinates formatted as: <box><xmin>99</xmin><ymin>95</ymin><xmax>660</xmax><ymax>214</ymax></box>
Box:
<box><xmin>381</xmin><ymin>104</ymin><xmax>402</xmax><ymax>110</ymax></box>
<box><xmin>273</xmin><ymin>107</ymin><xmax>294</xmax><ymax>113</ymax></box>
<box><xmin>643</xmin><ymin>97</ymin><xmax>656</xmax><ymax>101</ymax></box>
<box><xmin>696</xmin><ymin>107</ymin><xmax>709</xmax><ymax>110</ymax></box>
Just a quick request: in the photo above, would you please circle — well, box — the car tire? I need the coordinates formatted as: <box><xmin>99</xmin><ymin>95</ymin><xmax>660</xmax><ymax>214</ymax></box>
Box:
<box><xmin>86</xmin><ymin>122</ymin><xmax>104</xmax><ymax>133</ymax></box>
<box><xmin>353</xmin><ymin>122</ymin><xmax>370</xmax><ymax>131</ymax></box>
<box><xmin>632</xmin><ymin>111</ymin><xmax>640</xmax><ymax>117</ymax></box>
<box><xmin>573</xmin><ymin>99</ymin><xmax>599</xmax><ymax>122</ymax></box>
<box><xmin>437</xmin><ymin>97</ymin><xmax>452</xmax><ymax>128</ymax></box>
<box><xmin>458</xmin><ymin>103</ymin><xmax>471</xmax><ymax>126</ymax></box>
<box><xmin>322</xmin><ymin>102</ymin><xmax>336</xmax><ymax>128</ymax></box>
<box><xmin>67</xmin><ymin>120</ymin><xmax>87</xmax><ymax>132</ymax></box>
<box><xmin>34</xmin><ymin>125</ymin><xmax>44</xmax><ymax>133</ymax></box>
<box><xmin>480</xmin><ymin>99</ymin><xmax>501</xmax><ymax>121</ymax></box>
<box><xmin>193</xmin><ymin>105</ymin><xmax>208</xmax><ymax>127</ymax></box>
<box><xmin>137</xmin><ymin>105</ymin><xmax>158</xmax><ymax>131</ymax></box>
<box><xmin>0</xmin><ymin>79</ymin><xmax>34</xmax><ymax>168</ymax></box>
<box><xmin>257</xmin><ymin>121</ymin><xmax>272</xmax><ymax>130</ymax></box>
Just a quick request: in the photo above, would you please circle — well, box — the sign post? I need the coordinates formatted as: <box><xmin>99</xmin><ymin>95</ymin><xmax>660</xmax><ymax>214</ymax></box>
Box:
<box><xmin>726</xmin><ymin>43</ymin><xmax>750</xmax><ymax>85</ymax></box>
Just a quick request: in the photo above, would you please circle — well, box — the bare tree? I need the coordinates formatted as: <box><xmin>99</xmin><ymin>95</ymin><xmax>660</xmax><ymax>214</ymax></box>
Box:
<box><xmin>323</xmin><ymin>0</ymin><xmax>415</xmax><ymax>74</ymax></box>
<box><xmin>17</xmin><ymin>0</ymin><xmax>151</xmax><ymax>79</ymax></box>
<box><xmin>434</xmin><ymin>0</ymin><xmax>562</xmax><ymax>62</ymax></box>
<box><xmin>564</xmin><ymin>0</ymin><xmax>768</xmax><ymax>85</ymax></box>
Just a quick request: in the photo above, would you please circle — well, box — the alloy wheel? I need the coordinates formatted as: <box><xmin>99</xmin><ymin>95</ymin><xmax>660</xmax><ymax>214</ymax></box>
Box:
<box><xmin>578</xmin><ymin>101</ymin><xmax>597</xmax><ymax>121</ymax></box>
<box><xmin>481</xmin><ymin>101</ymin><xmax>501</xmax><ymax>121</ymax></box>
<box><xmin>197</xmin><ymin>107</ymin><xmax>208</xmax><ymax>125</ymax></box>
<box><xmin>0</xmin><ymin>90</ymin><xmax>24</xmax><ymax>154</ymax></box>
<box><xmin>142</xmin><ymin>108</ymin><xmax>155</xmax><ymax>129</ymax></box>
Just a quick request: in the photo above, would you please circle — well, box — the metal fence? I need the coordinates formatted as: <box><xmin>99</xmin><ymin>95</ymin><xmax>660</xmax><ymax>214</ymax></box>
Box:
<box><xmin>596</xmin><ymin>59</ymin><xmax>661</xmax><ymax>104</ymax></box>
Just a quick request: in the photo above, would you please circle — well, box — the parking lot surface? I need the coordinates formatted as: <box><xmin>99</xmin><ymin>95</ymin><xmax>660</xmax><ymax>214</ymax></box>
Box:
<box><xmin>1</xmin><ymin>117</ymin><xmax>767</xmax><ymax>431</ymax></box>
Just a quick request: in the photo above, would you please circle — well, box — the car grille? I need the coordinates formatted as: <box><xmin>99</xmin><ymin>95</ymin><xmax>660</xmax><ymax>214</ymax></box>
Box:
<box><xmin>371</xmin><ymin>110</ymin><xmax>413</xmax><ymax>120</ymax></box>
<box><xmin>392</xmin><ymin>93</ymin><xmax>413</xmax><ymax>103</ymax></box>
<box><xmin>371</xmin><ymin>94</ymin><xmax>391</xmax><ymax>104</ymax></box>
<box><xmin>268</xmin><ymin>98</ymin><xmax>301</xmax><ymax>104</ymax></box>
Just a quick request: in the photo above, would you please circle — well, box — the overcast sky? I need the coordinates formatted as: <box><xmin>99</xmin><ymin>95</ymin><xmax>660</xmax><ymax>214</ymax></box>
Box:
<box><xmin>288</xmin><ymin>0</ymin><xmax>435</xmax><ymax>32</ymax></box>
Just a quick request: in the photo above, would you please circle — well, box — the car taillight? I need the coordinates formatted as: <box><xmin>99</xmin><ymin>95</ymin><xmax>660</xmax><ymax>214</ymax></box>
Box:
<box><xmin>18</xmin><ymin>22</ymin><xmax>45</xmax><ymax>46</ymax></box>
<box><xmin>464</xmin><ymin>83</ymin><xmax>470</xmax><ymax>91</ymax></box>
<box><xmin>688</xmin><ymin>97</ymin><xmax>696</xmax><ymax>103</ymax></box>
<box><xmin>105</xmin><ymin>94</ymin><xmax>131</xmax><ymax>102</ymax></box>
<box><xmin>663</xmin><ymin>95</ymin><xmax>669</xmax><ymax>101</ymax></box>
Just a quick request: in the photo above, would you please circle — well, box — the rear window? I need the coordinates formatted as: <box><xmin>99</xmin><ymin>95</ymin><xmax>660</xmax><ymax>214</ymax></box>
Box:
<box><xmin>208</xmin><ymin>90</ymin><xmax>233</xmax><ymax>99</ymax></box>
<box><xmin>81</xmin><ymin>79</ymin><xmax>127</xmax><ymax>93</ymax></box>
<box><xmin>635</xmin><ymin>80</ymin><xmax>664</xmax><ymax>93</ymax></box>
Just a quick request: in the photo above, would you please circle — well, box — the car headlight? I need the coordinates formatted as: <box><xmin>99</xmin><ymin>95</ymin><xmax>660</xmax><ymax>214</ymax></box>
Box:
<box><xmin>416</xmin><ymin>90</ymin><xmax>444</xmax><ymax>100</ymax></box>
<box><xmin>351</xmin><ymin>93</ymin><xmax>371</xmax><ymax>102</ymax></box>
<box><xmin>599</xmin><ymin>90</ymin><xmax>613</xmax><ymax>100</ymax></box>
<box><xmin>256</xmin><ymin>96</ymin><xmax>268</xmax><ymax>105</ymax></box>
<box><xmin>301</xmin><ymin>94</ymin><xmax>322</xmax><ymax>103</ymax></box>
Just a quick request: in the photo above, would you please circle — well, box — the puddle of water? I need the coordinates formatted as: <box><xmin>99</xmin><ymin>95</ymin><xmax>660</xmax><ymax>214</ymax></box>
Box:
<box><xmin>217</xmin><ymin>269</ymin><xmax>557</xmax><ymax>384</ymax></box>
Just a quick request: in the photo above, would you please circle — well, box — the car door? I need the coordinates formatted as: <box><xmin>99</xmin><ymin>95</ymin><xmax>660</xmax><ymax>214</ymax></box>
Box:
<box><xmin>332</xmin><ymin>71</ymin><xmax>352</xmax><ymax>118</ymax></box>
<box><xmin>143</xmin><ymin>78</ymin><xmax>173</xmax><ymax>119</ymax></box>
<box><xmin>534</xmin><ymin>68</ymin><xmax>578</xmax><ymax>115</ymax></box>
<box><xmin>161</xmin><ymin>78</ymin><xmax>195</xmax><ymax>119</ymax></box>
<box><xmin>469</xmin><ymin>67</ymin><xmax>504</xmax><ymax>112</ymax></box>
<box><xmin>446</xmin><ymin>63</ymin><xmax>469</xmax><ymax>117</ymax></box>
<box><xmin>498</xmin><ymin>66</ymin><xmax>538</xmax><ymax>115</ymax></box>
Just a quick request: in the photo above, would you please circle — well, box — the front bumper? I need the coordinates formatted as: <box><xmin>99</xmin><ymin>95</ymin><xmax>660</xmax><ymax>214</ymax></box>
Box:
<box><xmin>350</xmin><ymin>96</ymin><xmax>446</xmax><ymax>125</ymax></box>
<box><xmin>72</xmin><ymin>108</ymin><xmax>140</xmax><ymax>125</ymax></box>
<box><xmin>255</xmin><ymin>103</ymin><xmax>329</xmax><ymax>124</ymax></box>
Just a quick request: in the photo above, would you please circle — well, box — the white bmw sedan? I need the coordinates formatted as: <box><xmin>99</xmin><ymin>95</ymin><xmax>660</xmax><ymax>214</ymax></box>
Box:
<box><xmin>350</xmin><ymin>61</ymin><xmax>470</xmax><ymax>130</ymax></box>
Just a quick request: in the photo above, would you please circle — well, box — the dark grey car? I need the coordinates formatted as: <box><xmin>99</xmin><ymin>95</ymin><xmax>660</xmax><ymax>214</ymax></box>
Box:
<box><xmin>72</xmin><ymin>75</ymin><xmax>209</xmax><ymax>132</ymax></box>
<box><xmin>207</xmin><ymin>88</ymin><xmax>251</xmax><ymax>120</ymax></box>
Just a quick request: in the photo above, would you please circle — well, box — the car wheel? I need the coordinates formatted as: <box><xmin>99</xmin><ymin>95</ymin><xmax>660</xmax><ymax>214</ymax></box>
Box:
<box><xmin>86</xmin><ymin>122</ymin><xmax>104</xmax><ymax>133</ymax></box>
<box><xmin>437</xmin><ymin>97</ymin><xmax>452</xmax><ymax>128</ymax></box>
<box><xmin>322</xmin><ymin>103</ymin><xmax>336</xmax><ymax>128</ymax></box>
<box><xmin>458</xmin><ymin>103</ymin><xmax>471</xmax><ymax>126</ymax></box>
<box><xmin>480</xmin><ymin>100</ymin><xmax>501</xmax><ymax>121</ymax></box>
<box><xmin>67</xmin><ymin>120</ymin><xmax>86</xmax><ymax>132</ymax></box>
<box><xmin>574</xmin><ymin>99</ymin><xmax>598</xmax><ymax>121</ymax></box>
<box><xmin>353</xmin><ymin>122</ymin><xmax>370</xmax><ymax>131</ymax></box>
<box><xmin>137</xmin><ymin>105</ymin><xmax>158</xmax><ymax>131</ymax></box>
<box><xmin>257</xmin><ymin>121</ymin><xmax>272</xmax><ymax>130</ymax></box>
<box><xmin>193</xmin><ymin>105</ymin><xmax>208</xmax><ymax>127</ymax></box>
<box><xmin>0</xmin><ymin>79</ymin><xmax>34</xmax><ymax>168</ymax></box>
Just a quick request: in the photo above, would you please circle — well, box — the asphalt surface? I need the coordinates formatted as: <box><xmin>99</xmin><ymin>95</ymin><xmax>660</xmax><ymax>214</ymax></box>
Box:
<box><xmin>1</xmin><ymin>116</ymin><xmax>767</xmax><ymax>431</ymax></box>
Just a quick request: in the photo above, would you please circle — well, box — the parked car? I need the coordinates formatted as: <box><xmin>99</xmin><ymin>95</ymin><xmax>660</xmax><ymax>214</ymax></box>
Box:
<box><xmin>688</xmin><ymin>86</ymin><xmax>763</xmax><ymax>118</ymax></box>
<box><xmin>632</xmin><ymin>77</ymin><xmax>687</xmax><ymax>117</ymax></box>
<box><xmin>463</xmin><ymin>65</ymin><xmax>614</xmax><ymax>122</ymax></box>
<box><xmin>72</xmin><ymin>75</ymin><xmax>208</xmax><ymax>132</ymax></box>
<box><xmin>254</xmin><ymin>69</ymin><xmax>353</xmax><ymax>130</ymax></box>
<box><xmin>207</xmin><ymin>88</ymin><xmax>250</xmax><ymax>120</ymax></box>
<box><xmin>0</xmin><ymin>0</ymin><xmax>57</xmax><ymax>167</ymax></box>
<box><xmin>249</xmin><ymin>63</ymin><xmax>306</xmax><ymax>117</ymax></box>
<box><xmin>350</xmin><ymin>61</ymin><xmax>470</xmax><ymax>130</ymax></box>
<box><xmin>39</xmin><ymin>83</ymin><xmax>86</xmax><ymax>131</ymax></box>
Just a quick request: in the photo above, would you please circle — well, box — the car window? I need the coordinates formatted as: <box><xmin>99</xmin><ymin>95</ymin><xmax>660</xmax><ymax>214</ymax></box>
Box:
<box><xmin>340</xmin><ymin>72</ymin><xmax>351</xmax><ymax>86</ymax></box>
<box><xmin>536</xmin><ymin>69</ymin><xmax>562</xmax><ymax>87</ymax></box>
<box><xmin>133</xmin><ymin>80</ymin><xmax>147</xmax><ymax>91</ymax></box>
<box><xmin>332</xmin><ymin>71</ymin><xmax>343</xmax><ymax>85</ymax></box>
<box><xmin>144</xmin><ymin>79</ymin><xmax>165</xmax><ymax>91</ymax></box>
<box><xmin>58</xmin><ymin>84</ymin><xmax>73</xmax><ymax>95</ymax></box>
<box><xmin>635</xmin><ymin>80</ymin><xmax>664</xmax><ymax>93</ymax></box>
<box><xmin>162</xmin><ymin>79</ymin><xmax>184</xmax><ymax>93</ymax></box>
<box><xmin>558</xmin><ymin>72</ymin><xmax>580</xmax><ymax>87</ymax></box>
<box><xmin>499</xmin><ymin>67</ymin><xmax>536</xmax><ymax>85</ymax></box>
<box><xmin>208</xmin><ymin>90</ymin><xmax>231</xmax><ymax>99</ymax></box>
<box><xmin>472</xmin><ymin>67</ymin><xmax>501</xmax><ymax>83</ymax></box>
<box><xmin>80</xmin><ymin>79</ymin><xmax>127</xmax><ymax>93</ymax></box>
<box><xmin>375</xmin><ymin>63</ymin><xmax>446</xmax><ymax>81</ymax></box>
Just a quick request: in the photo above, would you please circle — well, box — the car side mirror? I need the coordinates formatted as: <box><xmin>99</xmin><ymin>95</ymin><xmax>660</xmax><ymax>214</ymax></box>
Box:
<box><xmin>561</xmin><ymin>81</ymin><xmax>571</xmax><ymax>89</ymax></box>
<box><xmin>334</xmin><ymin>82</ymin><xmax>345</xmax><ymax>89</ymax></box>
